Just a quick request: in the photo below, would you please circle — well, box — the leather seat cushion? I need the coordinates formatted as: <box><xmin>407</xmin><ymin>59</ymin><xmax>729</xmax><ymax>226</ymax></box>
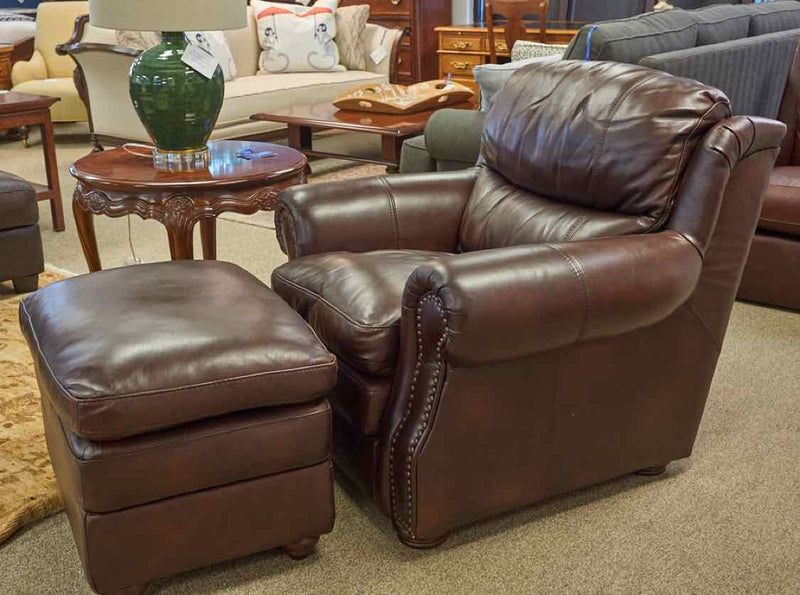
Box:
<box><xmin>759</xmin><ymin>167</ymin><xmax>800</xmax><ymax>237</ymax></box>
<box><xmin>44</xmin><ymin>396</ymin><xmax>331</xmax><ymax>514</ymax></box>
<box><xmin>0</xmin><ymin>172</ymin><xmax>38</xmax><ymax>230</ymax></box>
<box><xmin>272</xmin><ymin>250</ymin><xmax>448</xmax><ymax>377</ymax></box>
<box><xmin>20</xmin><ymin>261</ymin><xmax>337</xmax><ymax>441</ymax></box>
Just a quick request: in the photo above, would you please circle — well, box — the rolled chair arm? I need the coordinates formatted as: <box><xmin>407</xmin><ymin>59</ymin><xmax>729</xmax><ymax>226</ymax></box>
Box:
<box><xmin>11</xmin><ymin>50</ymin><xmax>47</xmax><ymax>86</ymax></box>
<box><xmin>404</xmin><ymin>230</ymin><xmax>703</xmax><ymax>367</ymax></box>
<box><xmin>276</xmin><ymin>169</ymin><xmax>479</xmax><ymax>259</ymax></box>
<box><xmin>424</xmin><ymin>109</ymin><xmax>486</xmax><ymax>167</ymax></box>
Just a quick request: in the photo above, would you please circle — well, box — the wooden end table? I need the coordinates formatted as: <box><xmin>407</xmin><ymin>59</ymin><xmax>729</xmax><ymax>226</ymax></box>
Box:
<box><xmin>69</xmin><ymin>140</ymin><xmax>307</xmax><ymax>272</ymax></box>
<box><xmin>0</xmin><ymin>91</ymin><xmax>65</xmax><ymax>231</ymax></box>
<box><xmin>251</xmin><ymin>101</ymin><xmax>473</xmax><ymax>171</ymax></box>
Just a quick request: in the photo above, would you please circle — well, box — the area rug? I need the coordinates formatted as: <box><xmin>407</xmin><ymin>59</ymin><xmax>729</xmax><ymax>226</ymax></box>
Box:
<box><xmin>0</xmin><ymin>271</ymin><xmax>67</xmax><ymax>545</ymax></box>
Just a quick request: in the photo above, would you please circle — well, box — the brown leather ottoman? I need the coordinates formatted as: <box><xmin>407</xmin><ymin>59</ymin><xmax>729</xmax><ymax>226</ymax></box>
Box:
<box><xmin>18</xmin><ymin>261</ymin><xmax>338</xmax><ymax>595</ymax></box>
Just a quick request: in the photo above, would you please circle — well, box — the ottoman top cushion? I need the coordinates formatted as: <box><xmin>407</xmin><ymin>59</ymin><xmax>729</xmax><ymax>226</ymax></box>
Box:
<box><xmin>0</xmin><ymin>172</ymin><xmax>38</xmax><ymax>230</ymax></box>
<box><xmin>20</xmin><ymin>261</ymin><xmax>337</xmax><ymax>440</ymax></box>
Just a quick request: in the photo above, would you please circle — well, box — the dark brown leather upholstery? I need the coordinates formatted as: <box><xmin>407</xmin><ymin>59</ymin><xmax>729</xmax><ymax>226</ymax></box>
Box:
<box><xmin>0</xmin><ymin>172</ymin><xmax>44</xmax><ymax>292</ymax></box>
<box><xmin>58</xmin><ymin>399</ymin><xmax>332</xmax><ymax>513</ymax></box>
<box><xmin>272</xmin><ymin>250</ymin><xmax>447</xmax><ymax>376</ymax></box>
<box><xmin>739</xmin><ymin>45</ymin><xmax>800</xmax><ymax>309</ymax></box>
<box><xmin>19</xmin><ymin>261</ymin><xmax>337</xmax><ymax>440</ymax></box>
<box><xmin>21</xmin><ymin>262</ymin><xmax>338</xmax><ymax>594</ymax></box>
<box><xmin>274</xmin><ymin>59</ymin><xmax>785</xmax><ymax>547</ymax></box>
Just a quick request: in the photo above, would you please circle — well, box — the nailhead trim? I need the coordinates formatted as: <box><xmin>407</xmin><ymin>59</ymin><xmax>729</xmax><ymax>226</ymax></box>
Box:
<box><xmin>389</xmin><ymin>294</ymin><xmax>448</xmax><ymax>539</ymax></box>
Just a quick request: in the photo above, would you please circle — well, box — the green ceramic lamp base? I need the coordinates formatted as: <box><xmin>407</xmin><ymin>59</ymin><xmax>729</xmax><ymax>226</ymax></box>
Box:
<box><xmin>129</xmin><ymin>31</ymin><xmax>224</xmax><ymax>158</ymax></box>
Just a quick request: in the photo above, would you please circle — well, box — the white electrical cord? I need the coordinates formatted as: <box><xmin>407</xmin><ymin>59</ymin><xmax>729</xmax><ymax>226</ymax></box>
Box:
<box><xmin>124</xmin><ymin>215</ymin><xmax>143</xmax><ymax>266</ymax></box>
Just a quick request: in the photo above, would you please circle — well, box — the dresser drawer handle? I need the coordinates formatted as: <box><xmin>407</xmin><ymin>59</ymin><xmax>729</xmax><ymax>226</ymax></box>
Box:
<box><xmin>450</xmin><ymin>61</ymin><xmax>473</xmax><ymax>71</ymax></box>
<box><xmin>451</xmin><ymin>41</ymin><xmax>472</xmax><ymax>50</ymax></box>
<box><xmin>391</xmin><ymin>0</ymin><xmax>401</xmax><ymax>5</ymax></box>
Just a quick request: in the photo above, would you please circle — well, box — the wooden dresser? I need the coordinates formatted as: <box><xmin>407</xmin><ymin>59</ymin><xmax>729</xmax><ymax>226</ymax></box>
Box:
<box><xmin>436</xmin><ymin>23</ymin><xmax>580</xmax><ymax>94</ymax></box>
<box><xmin>340</xmin><ymin>0</ymin><xmax>451</xmax><ymax>84</ymax></box>
<box><xmin>0</xmin><ymin>37</ymin><xmax>34</xmax><ymax>91</ymax></box>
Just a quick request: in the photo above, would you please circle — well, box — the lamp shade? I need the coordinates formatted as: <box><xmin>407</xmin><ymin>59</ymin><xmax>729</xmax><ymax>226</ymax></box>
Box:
<box><xmin>89</xmin><ymin>0</ymin><xmax>248</xmax><ymax>32</ymax></box>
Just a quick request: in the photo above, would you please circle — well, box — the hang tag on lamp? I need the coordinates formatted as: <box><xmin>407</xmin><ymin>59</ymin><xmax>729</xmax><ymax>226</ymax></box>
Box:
<box><xmin>182</xmin><ymin>34</ymin><xmax>220</xmax><ymax>79</ymax></box>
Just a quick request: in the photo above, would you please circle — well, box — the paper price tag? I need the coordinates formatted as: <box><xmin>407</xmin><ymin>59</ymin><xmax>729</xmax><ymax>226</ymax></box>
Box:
<box><xmin>370</xmin><ymin>45</ymin><xmax>388</xmax><ymax>66</ymax></box>
<box><xmin>182</xmin><ymin>44</ymin><xmax>219</xmax><ymax>80</ymax></box>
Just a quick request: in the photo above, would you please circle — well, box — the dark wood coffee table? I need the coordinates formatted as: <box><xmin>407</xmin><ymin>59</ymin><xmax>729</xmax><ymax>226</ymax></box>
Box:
<box><xmin>69</xmin><ymin>140</ymin><xmax>307</xmax><ymax>272</ymax></box>
<box><xmin>0</xmin><ymin>91</ymin><xmax>64</xmax><ymax>231</ymax></box>
<box><xmin>251</xmin><ymin>101</ymin><xmax>473</xmax><ymax>171</ymax></box>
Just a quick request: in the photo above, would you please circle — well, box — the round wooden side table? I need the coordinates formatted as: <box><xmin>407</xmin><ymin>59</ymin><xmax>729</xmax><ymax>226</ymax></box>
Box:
<box><xmin>69</xmin><ymin>140</ymin><xmax>307</xmax><ymax>272</ymax></box>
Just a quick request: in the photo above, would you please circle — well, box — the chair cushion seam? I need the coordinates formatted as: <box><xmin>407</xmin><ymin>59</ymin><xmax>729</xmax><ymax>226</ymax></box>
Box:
<box><xmin>273</xmin><ymin>272</ymin><xmax>400</xmax><ymax>330</ymax></box>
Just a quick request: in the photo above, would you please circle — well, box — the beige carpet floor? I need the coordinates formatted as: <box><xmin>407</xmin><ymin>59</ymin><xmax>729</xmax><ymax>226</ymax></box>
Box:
<box><xmin>0</xmin><ymin>126</ymin><xmax>799</xmax><ymax>594</ymax></box>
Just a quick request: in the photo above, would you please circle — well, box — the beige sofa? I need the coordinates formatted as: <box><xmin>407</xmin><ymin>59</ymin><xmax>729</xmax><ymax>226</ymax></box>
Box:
<box><xmin>12</xmin><ymin>1</ymin><xmax>89</xmax><ymax>123</ymax></box>
<box><xmin>58</xmin><ymin>6</ymin><xmax>403</xmax><ymax>149</ymax></box>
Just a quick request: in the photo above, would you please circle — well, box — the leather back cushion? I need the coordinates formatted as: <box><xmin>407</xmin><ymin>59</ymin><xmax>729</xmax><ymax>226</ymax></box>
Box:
<box><xmin>459</xmin><ymin>168</ymin><xmax>656</xmax><ymax>251</ymax></box>
<box><xmin>474</xmin><ymin>60</ymin><xmax>731</xmax><ymax>249</ymax></box>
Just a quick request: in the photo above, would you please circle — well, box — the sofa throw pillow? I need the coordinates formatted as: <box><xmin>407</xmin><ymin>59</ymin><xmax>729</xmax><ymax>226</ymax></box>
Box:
<box><xmin>186</xmin><ymin>31</ymin><xmax>238</xmax><ymax>81</ymax></box>
<box><xmin>336</xmin><ymin>5</ymin><xmax>369</xmax><ymax>71</ymax></box>
<box><xmin>511</xmin><ymin>41</ymin><xmax>568</xmax><ymax>61</ymax></box>
<box><xmin>253</xmin><ymin>0</ymin><xmax>342</xmax><ymax>74</ymax></box>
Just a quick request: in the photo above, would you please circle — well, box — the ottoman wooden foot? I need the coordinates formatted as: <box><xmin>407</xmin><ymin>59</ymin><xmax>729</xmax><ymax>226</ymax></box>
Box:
<box><xmin>282</xmin><ymin>537</ymin><xmax>320</xmax><ymax>560</ymax></box>
<box><xmin>635</xmin><ymin>465</ymin><xmax>668</xmax><ymax>476</ymax></box>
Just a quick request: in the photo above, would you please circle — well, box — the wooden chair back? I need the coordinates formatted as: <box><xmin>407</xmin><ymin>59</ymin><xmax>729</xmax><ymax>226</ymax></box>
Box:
<box><xmin>486</xmin><ymin>0</ymin><xmax>549</xmax><ymax>64</ymax></box>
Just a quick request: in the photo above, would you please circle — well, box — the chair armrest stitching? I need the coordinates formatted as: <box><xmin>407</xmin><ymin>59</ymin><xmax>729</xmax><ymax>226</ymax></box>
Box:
<box><xmin>272</xmin><ymin>272</ymin><xmax>399</xmax><ymax>330</ymax></box>
<box><xmin>379</xmin><ymin>177</ymin><xmax>401</xmax><ymax>248</ymax></box>
<box><xmin>545</xmin><ymin>244</ymin><xmax>590</xmax><ymax>343</ymax></box>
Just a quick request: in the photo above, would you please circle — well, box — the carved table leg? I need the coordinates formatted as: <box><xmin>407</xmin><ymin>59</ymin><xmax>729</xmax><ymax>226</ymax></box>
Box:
<box><xmin>166</xmin><ymin>221</ymin><xmax>195</xmax><ymax>260</ymax></box>
<box><xmin>73</xmin><ymin>198</ymin><xmax>102</xmax><ymax>272</ymax></box>
<box><xmin>200</xmin><ymin>218</ymin><xmax>217</xmax><ymax>260</ymax></box>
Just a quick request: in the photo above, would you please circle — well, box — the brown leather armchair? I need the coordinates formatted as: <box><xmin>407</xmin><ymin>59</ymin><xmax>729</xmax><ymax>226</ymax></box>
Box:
<box><xmin>273</xmin><ymin>60</ymin><xmax>785</xmax><ymax>548</ymax></box>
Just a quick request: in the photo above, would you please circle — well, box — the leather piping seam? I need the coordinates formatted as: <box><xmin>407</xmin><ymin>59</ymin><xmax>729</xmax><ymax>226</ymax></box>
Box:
<box><xmin>379</xmin><ymin>177</ymin><xmax>401</xmax><ymax>248</ymax></box>
<box><xmin>682</xmin><ymin>302</ymin><xmax>722</xmax><ymax>354</ymax></box>
<box><xmin>272</xmin><ymin>273</ymin><xmax>399</xmax><ymax>330</ymax></box>
<box><xmin>66</xmin><ymin>408</ymin><xmax>328</xmax><ymax>463</ymax></box>
<box><xmin>759</xmin><ymin>217</ymin><xmax>800</xmax><ymax>232</ymax></box>
<box><xmin>21</xmin><ymin>298</ymin><xmax>336</xmax><ymax>403</ymax></box>
<box><xmin>651</xmin><ymin>100</ymin><xmax>731</xmax><ymax>232</ymax></box>
<box><xmin>563</xmin><ymin>214</ymin><xmax>590</xmax><ymax>242</ymax></box>
<box><xmin>389</xmin><ymin>293</ymin><xmax>447</xmax><ymax>541</ymax></box>
<box><xmin>545</xmin><ymin>244</ymin><xmax>590</xmax><ymax>343</ymax></box>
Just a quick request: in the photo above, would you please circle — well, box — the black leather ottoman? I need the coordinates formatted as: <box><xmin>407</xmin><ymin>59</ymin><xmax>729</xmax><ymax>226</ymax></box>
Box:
<box><xmin>19</xmin><ymin>261</ymin><xmax>338</xmax><ymax>595</ymax></box>
<box><xmin>0</xmin><ymin>171</ymin><xmax>44</xmax><ymax>292</ymax></box>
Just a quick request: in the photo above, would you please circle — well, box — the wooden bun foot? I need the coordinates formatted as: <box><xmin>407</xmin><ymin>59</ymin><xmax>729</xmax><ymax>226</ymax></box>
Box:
<box><xmin>398</xmin><ymin>532</ymin><xmax>448</xmax><ymax>549</ymax></box>
<box><xmin>636</xmin><ymin>465</ymin><xmax>667</xmax><ymax>476</ymax></box>
<box><xmin>102</xmin><ymin>583</ymin><xmax>148</xmax><ymax>595</ymax></box>
<box><xmin>282</xmin><ymin>536</ymin><xmax>320</xmax><ymax>560</ymax></box>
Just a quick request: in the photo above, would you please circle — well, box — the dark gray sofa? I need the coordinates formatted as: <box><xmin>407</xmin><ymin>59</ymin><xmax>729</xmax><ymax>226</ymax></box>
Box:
<box><xmin>401</xmin><ymin>0</ymin><xmax>800</xmax><ymax>172</ymax></box>
<box><xmin>0</xmin><ymin>172</ymin><xmax>44</xmax><ymax>293</ymax></box>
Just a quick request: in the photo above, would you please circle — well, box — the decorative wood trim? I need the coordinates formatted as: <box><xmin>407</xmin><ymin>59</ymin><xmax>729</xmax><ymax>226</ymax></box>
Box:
<box><xmin>389</xmin><ymin>27</ymin><xmax>410</xmax><ymax>84</ymax></box>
